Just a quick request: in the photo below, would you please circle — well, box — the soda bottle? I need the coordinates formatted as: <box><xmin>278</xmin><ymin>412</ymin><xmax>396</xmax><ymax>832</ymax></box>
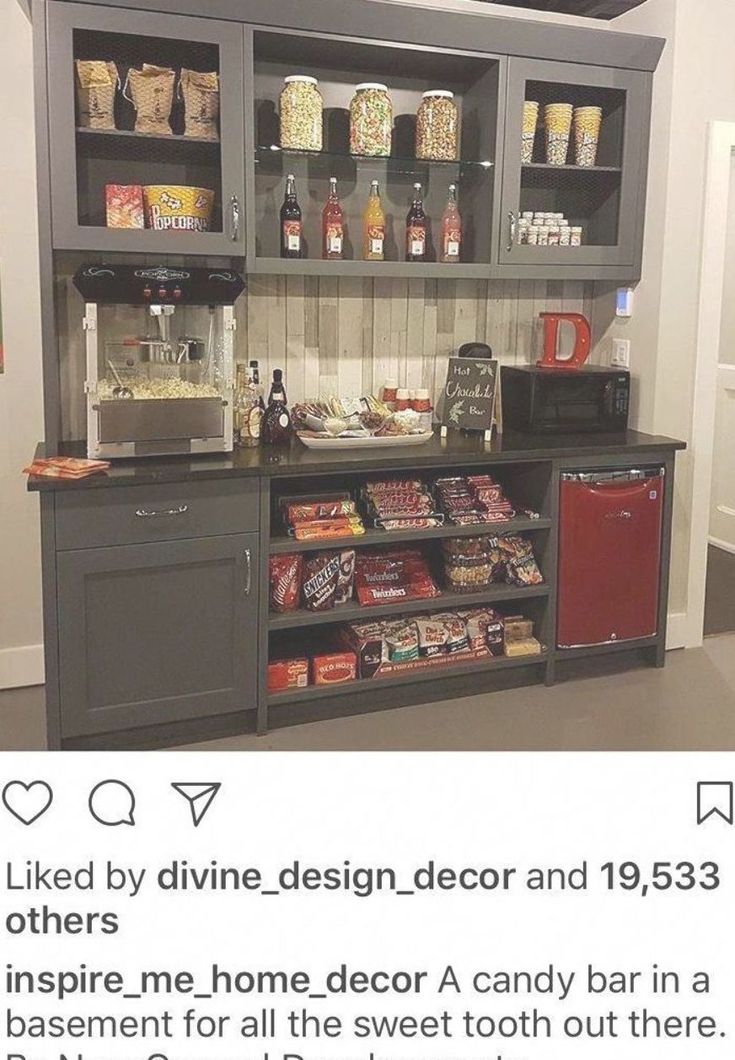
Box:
<box><xmin>406</xmin><ymin>182</ymin><xmax>427</xmax><ymax>262</ymax></box>
<box><xmin>440</xmin><ymin>183</ymin><xmax>462</xmax><ymax>264</ymax></box>
<box><xmin>363</xmin><ymin>179</ymin><xmax>386</xmax><ymax>261</ymax></box>
<box><xmin>322</xmin><ymin>177</ymin><xmax>344</xmax><ymax>260</ymax></box>
<box><xmin>280</xmin><ymin>174</ymin><xmax>303</xmax><ymax>259</ymax></box>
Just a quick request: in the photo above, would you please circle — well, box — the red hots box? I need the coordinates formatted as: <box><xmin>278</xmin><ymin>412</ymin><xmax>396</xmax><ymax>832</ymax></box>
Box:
<box><xmin>311</xmin><ymin>651</ymin><xmax>357</xmax><ymax>686</ymax></box>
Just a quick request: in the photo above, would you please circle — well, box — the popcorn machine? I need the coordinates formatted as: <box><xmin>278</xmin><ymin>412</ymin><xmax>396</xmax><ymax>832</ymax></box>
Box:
<box><xmin>74</xmin><ymin>264</ymin><xmax>245</xmax><ymax>459</ymax></box>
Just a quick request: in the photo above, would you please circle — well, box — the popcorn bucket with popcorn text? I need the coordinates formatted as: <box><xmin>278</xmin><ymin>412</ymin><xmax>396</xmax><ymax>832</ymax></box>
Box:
<box><xmin>574</xmin><ymin>106</ymin><xmax>603</xmax><ymax>167</ymax></box>
<box><xmin>544</xmin><ymin>103</ymin><xmax>573</xmax><ymax>166</ymax></box>
<box><xmin>143</xmin><ymin>185</ymin><xmax>215</xmax><ymax>233</ymax></box>
<box><xmin>521</xmin><ymin>101</ymin><xmax>539</xmax><ymax>164</ymax></box>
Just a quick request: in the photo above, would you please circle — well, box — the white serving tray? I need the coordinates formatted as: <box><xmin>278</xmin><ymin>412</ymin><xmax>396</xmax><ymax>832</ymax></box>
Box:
<box><xmin>297</xmin><ymin>431</ymin><xmax>434</xmax><ymax>450</ymax></box>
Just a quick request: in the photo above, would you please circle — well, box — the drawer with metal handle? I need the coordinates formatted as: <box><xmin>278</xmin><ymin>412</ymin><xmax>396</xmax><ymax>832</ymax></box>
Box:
<box><xmin>55</xmin><ymin>478</ymin><xmax>259</xmax><ymax>550</ymax></box>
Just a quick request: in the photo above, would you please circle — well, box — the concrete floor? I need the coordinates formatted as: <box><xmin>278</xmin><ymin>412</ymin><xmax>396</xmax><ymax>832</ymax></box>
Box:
<box><xmin>2</xmin><ymin>635</ymin><xmax>735</xmax><ymax>751</ymax></box>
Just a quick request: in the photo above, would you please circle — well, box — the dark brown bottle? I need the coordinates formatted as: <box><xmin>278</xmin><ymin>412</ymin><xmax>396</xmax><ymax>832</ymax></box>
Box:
<box><xmin>280</xmin><ymin>174</ymin><xmax>303</xmax><ymax>259</ymax></box>
<box><xmin>406</xmin><ymin>182</ymin><xmax>427</xmax><ymax>262</ymax></box>
<box><xmin>262</xmin><ymin>368</ymin><xmax>294</xmax><ymax>445</ymax></box>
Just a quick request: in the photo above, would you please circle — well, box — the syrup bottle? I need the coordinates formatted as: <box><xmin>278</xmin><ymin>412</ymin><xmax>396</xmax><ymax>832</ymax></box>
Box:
<box><xmin>280</xmin><ymin>174</ymin><xmax>303</xmax><ymax>259</ymax></box>
<box><xmin>262</xmin><ymin>368</ymin><xmax>293</xmax><ymax>445</ymax></box>
<box><xmin>322</xmin><ymin>177</ymin><xmax>344</xmax><ymax>260</ymax></box>
<box><xmin>440</xmin><ymin>183</ymin><xmax>462</xmax><ymax>264</ymax></box>
<box><xmin>406</xmin><ymin>182</ymin><xmax>427</xmax><ymax>262</ymax></box>
<box><xmin>363</xmin><ymin>179</ymin><xmax>386</xmax><ymax>261</ymax></box>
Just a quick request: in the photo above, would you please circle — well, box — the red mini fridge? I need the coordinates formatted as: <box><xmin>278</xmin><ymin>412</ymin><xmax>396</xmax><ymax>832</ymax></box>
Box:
<box><xmin>557</xmin><ymin>468</ymin><xmax>665</xmax><ymax>649</ymax></box>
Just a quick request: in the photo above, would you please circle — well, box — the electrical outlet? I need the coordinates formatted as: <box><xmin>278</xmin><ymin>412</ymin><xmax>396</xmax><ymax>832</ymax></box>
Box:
<box><xmin>611</xmin><ymin>339</ymin><xmax>631</xmax><ymax>369</ymax></box>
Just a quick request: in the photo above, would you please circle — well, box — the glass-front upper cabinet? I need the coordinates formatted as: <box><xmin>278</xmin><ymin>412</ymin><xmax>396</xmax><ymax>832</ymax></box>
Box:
<box><xmin>47</xmin><ymin>2</ymin><xmax>246</xmax><ymax>254</ymax></box>
<box><xmin>247</xmin><ymin>31</ymin><xmax>504</xmax><ymax>276</ymax></box>
<box><xmin>498</xmin><ymin>58</ymin><xmax>650</xmax><ymax>275</ymax></box>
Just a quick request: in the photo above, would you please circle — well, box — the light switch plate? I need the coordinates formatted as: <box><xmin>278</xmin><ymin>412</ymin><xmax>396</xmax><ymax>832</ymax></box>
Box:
<box><xmin>611</xmin><ymin>338</ymin><xmax>631</xmax><ymax>368</ymax></box>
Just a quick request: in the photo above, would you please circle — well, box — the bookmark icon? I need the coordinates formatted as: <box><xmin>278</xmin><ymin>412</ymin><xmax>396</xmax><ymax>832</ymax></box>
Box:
<box><xmin>697</xmin><ymin>782</ymin><xmax>734</xmax><ymax>825</ymax></box>
<box><xmin>171</xmin><ymin>782</ymin><xmax>221</xmax><ymax>827</ymax></box>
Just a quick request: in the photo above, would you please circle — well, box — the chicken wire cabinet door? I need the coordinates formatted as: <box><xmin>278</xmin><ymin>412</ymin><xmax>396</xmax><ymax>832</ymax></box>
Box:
<box><xmin>498</xmin><ymin>57</ymin><xmax>651</xmax><ymax>278</ymax></box>
<box><xmin>46</xmin><ymin>1</ymin><xmax>246</xmax><ymax>254</ymax></box>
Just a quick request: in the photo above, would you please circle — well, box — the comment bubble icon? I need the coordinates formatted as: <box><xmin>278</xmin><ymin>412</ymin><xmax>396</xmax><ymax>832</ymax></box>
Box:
<box><xmin>89</xmin><ymin>780</ymin><xmax>136</xmax><ymax>827</ymax></box>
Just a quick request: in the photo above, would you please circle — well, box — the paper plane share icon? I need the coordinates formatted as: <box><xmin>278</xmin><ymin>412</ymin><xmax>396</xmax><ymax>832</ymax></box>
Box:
<box><xmin>171</xmin><ymin>782</ymin><xmax>221</xmax><ymax>827</ymax></box>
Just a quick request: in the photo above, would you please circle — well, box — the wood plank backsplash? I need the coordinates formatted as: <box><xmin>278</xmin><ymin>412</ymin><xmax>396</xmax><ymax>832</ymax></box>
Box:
<box><xmin>238</xmin><ymin>276</ymin><xmax>595</xmax><ymax>405</ymax></box>
<box><xmin>58</xmin><ymin>271</ymin><xmax>594</xmax><ymax>438</ymax></box>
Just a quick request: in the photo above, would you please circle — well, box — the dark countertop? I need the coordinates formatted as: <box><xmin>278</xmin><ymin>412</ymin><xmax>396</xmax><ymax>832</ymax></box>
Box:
<box><xmin>27</xmin><ymin>430</ymin><xmax>686</xmax><ymax>491</ymax></box>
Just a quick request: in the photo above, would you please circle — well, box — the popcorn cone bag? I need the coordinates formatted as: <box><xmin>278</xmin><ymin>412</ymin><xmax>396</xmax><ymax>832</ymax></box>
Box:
<box><xmin>522</xmin><ymin>100</ymin><xmax>539</xmax><ymax>163</ymax></box>
<box><xmin>574</xmin><ymin>106</ymin><xmax>603</xmax><ymax>167</ymax></box>
<box><xmin>544</xmin><ymin>103</ymin><xmax>573</xmax><ymax>165</ymax></box>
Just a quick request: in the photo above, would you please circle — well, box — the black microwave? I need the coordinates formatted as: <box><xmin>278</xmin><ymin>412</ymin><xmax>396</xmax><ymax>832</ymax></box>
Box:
<box><xmin>501</xmin><ymin>365</ymin><xmax>630</xmax><ymax>434</ymax></box>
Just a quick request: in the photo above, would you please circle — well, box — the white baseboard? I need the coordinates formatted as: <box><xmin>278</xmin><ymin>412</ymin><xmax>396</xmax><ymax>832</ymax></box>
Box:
<box><xmin>0</xmin><ymin>644</ymin><xmax>45</xmax><ymax>690</ymax></box>
<box><xmin>666</xmin><ymin>612</ymin><xmax>689</xmax><ymax>650</ymax></box>
<box><xmin>708</xmin><ymin>535</ymin><xmax>735</xmax><ymax>556</ymax></box>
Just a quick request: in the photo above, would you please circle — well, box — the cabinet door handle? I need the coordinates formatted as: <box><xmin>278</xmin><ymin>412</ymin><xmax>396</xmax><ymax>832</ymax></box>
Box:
<box><xmin>243</xmin><ymin>548</ymin><xmax>252</xmax><ymax>595</ymax></box>
<box><xmin>507</xmin><ymin>210</ymin><xmax>517</xmax><ymax>253</ymax></box>
<box><xmin>135</xmin><ymin>504</ymin><xmax>189</xmax><ymax>519</ymax></box>
<box><xmin>230</xmin><ymin>194</ymin><xmax>240</xmax><ymax>242</ymax></box>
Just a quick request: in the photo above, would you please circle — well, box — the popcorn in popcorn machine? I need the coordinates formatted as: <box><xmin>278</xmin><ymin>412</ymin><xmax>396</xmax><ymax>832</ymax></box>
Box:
<box><xmin>73</xmin><ymin>263</ymin><xmax>244</xmax><ymax>459</ymax></box>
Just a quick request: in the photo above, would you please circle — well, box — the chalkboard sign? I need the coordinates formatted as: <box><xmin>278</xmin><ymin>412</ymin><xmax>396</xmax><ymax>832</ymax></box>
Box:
<box><xmin>441</xmin><ymin>356</ymin><xmax>498</xmax><ymax>433</ymax></box>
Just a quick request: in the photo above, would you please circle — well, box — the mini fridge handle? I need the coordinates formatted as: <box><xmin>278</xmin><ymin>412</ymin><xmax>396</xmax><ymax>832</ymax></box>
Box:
<box><xmin>561</xmin><ymin>467</ymin><xmax>665</xmax><ymax>484</ymax></box>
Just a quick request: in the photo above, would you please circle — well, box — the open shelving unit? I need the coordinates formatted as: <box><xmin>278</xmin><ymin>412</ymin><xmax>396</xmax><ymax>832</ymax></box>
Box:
<box><xmin>265</xmin><ymin>458</ymin><xmax>555</xmax><ymax>721</ymax></box>
<box><xmin>249</xmin><ymin>28</ymin><xmax>503</xmax><ymax>272</ymax></box>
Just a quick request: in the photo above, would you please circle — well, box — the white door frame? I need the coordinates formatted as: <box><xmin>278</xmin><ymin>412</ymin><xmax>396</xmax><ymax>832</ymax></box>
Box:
<box><xmin>686</xmin><ymin>121</ymin><xmax>735</xmax><ymax>647</ymax></box>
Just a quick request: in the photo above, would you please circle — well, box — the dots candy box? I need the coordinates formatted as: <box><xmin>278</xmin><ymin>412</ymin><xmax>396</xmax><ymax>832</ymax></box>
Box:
<box><xmin>267</xmin><ymin>658</ymin><xmax>309</xmax><ymax>693</ymax></box>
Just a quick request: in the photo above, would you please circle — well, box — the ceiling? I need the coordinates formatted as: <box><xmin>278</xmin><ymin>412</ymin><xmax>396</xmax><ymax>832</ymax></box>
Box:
<box><xmin>483</xmin><ymin>0</ymin><xmax>649</xmax><ymax>19</ymax></box>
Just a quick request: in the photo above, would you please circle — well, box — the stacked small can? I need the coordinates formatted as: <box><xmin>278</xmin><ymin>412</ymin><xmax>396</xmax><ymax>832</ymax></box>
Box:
<box><xmin>517</xmin><ymin>211</ymin><xmax>583</xmax><ymax>248</ymax></box>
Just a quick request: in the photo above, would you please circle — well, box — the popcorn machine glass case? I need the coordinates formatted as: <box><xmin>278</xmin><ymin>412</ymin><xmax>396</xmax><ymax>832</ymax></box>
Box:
<box><xmin>74</xmin><ymin>264</ymin><xmax>244</xmax><ymax>458</ymax></box>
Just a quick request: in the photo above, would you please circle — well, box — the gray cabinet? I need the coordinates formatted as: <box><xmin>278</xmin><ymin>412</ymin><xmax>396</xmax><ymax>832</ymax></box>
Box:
<box><xmin>46</xmin><ymin>1</ymin><xmax>246</xmax><ymax>255</ymax></box>
<box><xmin>498</xmin><ymin>58</ymin><xmax>651</xmax><ymax>279</ymax></box>
<box><xmin>57</xmin><ymin>533</ymin><xmax>258</xmax><ymax>737</ymax></box>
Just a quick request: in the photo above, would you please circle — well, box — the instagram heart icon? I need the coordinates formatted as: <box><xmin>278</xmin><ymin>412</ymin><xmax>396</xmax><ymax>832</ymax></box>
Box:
<box><xmin>2</xmin><ymin>781</ymin><xmax>54</xmax><ymax>825</ymax></box>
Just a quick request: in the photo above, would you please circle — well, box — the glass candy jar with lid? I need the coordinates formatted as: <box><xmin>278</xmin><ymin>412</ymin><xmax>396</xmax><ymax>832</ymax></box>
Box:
<box><xmin>350</xmin><ymin>83</ymin><xmax>393</xmax><ymax>157</ymax></box>
<box><xmin>279</xmin><ymin>75</ymin><xmax>323</xmax><ymax>151</ymax></box>
<box><xmin>416</xmin><ymin>90</ymin><xmax>458</xmax><ymax>161</ymax></box>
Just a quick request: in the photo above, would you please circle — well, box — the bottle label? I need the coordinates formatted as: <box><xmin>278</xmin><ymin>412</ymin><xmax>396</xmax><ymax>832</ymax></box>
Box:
<box><xmin>278</xmin><ymin>412</ymin><xmax>290</xmax><ymax>429</ymax></box>
<box><xmin>367</xmin><ymin>224</ymin><xmax>385</xmax><ymax>256</ymax></box>
<box><xmin>245</xmin><ymin>406</ymin><xmax>262</xmax><ymax>440</ymax></box>
<box><xmin>407</xmin><ymin>225</ymin><xmax>426</xmax><ymax>257</ymax></box>
<box><xmin>444</xmin><ymin>226</ymin><xmax>461</xmax><ymax>258</ymax></box>
<box><xmin>326</xmin><ymin>224</ymin><xmax>343</xmax><ymax>254</ymax></box>
<box><xmin>283</xmin><ymin>220</ymin><xmax>301</xmax><ymax>251</ymax></box>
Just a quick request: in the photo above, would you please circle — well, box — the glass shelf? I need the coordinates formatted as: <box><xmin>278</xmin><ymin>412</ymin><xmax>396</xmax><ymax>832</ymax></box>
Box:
<box><xmin>522</xmin><ymin>162</ymin><xmax>621</xmax><ymax>174</ymax></box>
<box><xmin>256</xmin><ymin>145</ymin><xmax>494</xmax><ymax>172</ymax></box>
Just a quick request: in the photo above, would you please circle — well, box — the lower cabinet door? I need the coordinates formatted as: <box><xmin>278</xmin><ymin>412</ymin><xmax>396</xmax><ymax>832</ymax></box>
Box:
<box><xmin>57</xmin><ymin>534</ymin><xmax>258</xmax><ymax>737</ymax></box>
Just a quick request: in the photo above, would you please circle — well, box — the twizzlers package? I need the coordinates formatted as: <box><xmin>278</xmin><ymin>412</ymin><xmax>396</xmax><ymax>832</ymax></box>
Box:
<box><xmin>354</xmin><ymin>549</ymin><xmax>440</xmax><ymax>607</ymax></box>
